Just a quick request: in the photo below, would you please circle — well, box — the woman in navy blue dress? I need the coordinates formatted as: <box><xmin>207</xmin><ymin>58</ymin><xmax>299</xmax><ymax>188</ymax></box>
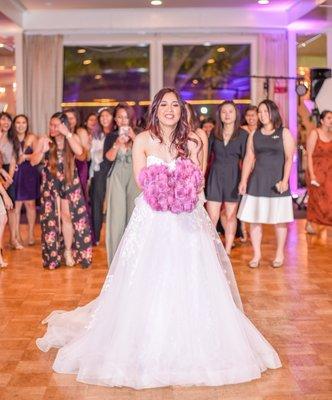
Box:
<box><xmin>13</xmin><ymin>115</ymin><xmax>40</xmax><ymax>246</ymax></box>
<box><xmin>206</xmin><ymin>101</ymin><xmax>247</xmax><ymax>255</ymax></box>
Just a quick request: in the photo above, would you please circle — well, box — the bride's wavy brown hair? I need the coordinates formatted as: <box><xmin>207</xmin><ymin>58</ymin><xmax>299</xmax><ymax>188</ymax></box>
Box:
<box><xmin>146</xmin><ymin>88</ymin><xmax>195</xmax><ymax>158</ymax></box>
<box><xmin>48</xmin><ymin>112</ymin><xmax>75</xmax><ymax>185</ymax></box>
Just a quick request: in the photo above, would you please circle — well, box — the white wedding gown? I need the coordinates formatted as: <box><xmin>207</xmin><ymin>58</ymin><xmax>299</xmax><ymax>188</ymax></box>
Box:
<box><xmin>36</xmin><ymin>155</ymin><xmax>281</xmax><ymax>389</ymax></box>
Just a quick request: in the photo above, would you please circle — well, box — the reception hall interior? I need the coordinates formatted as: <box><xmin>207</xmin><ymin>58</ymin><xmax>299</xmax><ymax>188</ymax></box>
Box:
<box><xmin>0</xmin><ymin>0</ymin><xmax>331</xmax><ymax>399</ymax></box>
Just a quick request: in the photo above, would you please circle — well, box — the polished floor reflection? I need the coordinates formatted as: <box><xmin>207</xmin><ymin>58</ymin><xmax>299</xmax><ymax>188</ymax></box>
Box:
<box><xmin>0</xmin><ymin>220</ymin><xmax>331</xmax><ymax>400</ymax></box>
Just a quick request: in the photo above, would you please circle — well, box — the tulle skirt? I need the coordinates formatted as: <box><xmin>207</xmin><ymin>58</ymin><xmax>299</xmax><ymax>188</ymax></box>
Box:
<box><xmin>36</xmin><ymin>194</ymin><xmax>281</xmax><ymax>389</ymax></box>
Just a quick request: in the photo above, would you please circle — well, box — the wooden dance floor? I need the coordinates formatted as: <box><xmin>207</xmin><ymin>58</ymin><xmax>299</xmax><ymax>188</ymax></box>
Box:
<box><xmin>0</xmin><ymin>220</ymin><xmax>331</xmax><ymax>400</ymax></box>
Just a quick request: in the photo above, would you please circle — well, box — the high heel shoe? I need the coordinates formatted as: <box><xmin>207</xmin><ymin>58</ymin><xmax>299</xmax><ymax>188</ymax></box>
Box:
<box><xmin>271</xmin><ymin>259</ymin><xmax>283</xmax><ymax>268</ymax></box>
<box><xmin>64</xmin><ymin>249</ymin><xmax>75</xmax><ymax>267</ymax></box>
<box><xmin>0</xmin><ymin>249</ymin><xmax>8</xmax><ymax>268</ymax></box>
<box><xmin>248</xmin><ymin>259</ymin><xmax>261</xmax><ymax>268</ymax></box>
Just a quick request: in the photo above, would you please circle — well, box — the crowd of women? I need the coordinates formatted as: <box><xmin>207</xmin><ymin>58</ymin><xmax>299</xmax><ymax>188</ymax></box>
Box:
<box><xmin>0</xmin><ymin>97</ymin><xmax>331</xmax><ymax>269</ymax></box>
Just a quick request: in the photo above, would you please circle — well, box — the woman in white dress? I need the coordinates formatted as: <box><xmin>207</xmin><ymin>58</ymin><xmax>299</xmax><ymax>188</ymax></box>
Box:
<box><xmin>36</xmin><ymin>88</ymin><xmax>281</xmax><ymax>389</ymax></box>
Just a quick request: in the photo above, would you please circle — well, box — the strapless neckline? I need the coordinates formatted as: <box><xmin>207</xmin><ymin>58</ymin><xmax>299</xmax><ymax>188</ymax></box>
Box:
<box><xmin>146</xmin><ymin>155</ymin><xmax>177</xmax><ymax>167</ymax></box>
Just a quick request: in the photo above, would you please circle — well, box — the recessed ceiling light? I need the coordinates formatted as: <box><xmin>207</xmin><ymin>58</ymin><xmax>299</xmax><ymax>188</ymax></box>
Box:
<box><xmin>95</xmin><ymin>74</ymin><xmax>102</xmax><ymax>80</ymax></box>
<box><xmin>77</xmin><ymin>48</ymin><xmax>86</xmax><ymax>54</ymax></box>
<box><xmin>151</xmin><ymin>0</ymin><xmax>162</xmax><ymax>5</ymax></box>
<box><xmin>257</xmin><ymin>0</ymin><xmax>269</xmax><ymax>4</ymax></box>
<box><xmin>217</xmin><ymin>47</ymin><xmax>226</xmax><ymax>53</ymax></box>
<box><xmin>203</xmin><ymin>42</ymin><xmax>211</xmax><ymax>47</ymax></box>
<box><xmin>83</xmin><ymin>59</ymin><xmax>92</xmax><ymax>65</ymax></box>
<box><xmin>192</xmin><ymin>79</ymin><xmax>198</xmax><ymax>84</ymax></box>
<box><xmin>207</xmin><ymin>58</ymin><xmax>215</xmax><ymax>64</ymax></box>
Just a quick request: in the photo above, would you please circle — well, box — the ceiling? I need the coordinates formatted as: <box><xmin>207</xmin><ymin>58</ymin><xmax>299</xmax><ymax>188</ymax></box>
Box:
<box><xmin>16</xmin><ymin>0</ymin><xmax>302</xmax><ymax>10</ymax></box>
<box><xmin>298</xmin><ymin>34</ymin><xmax>327</xmax><ymax>57</ymax></box>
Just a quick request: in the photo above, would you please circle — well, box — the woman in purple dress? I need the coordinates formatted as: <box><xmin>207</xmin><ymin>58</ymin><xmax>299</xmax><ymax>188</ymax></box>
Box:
<box><xmin>13</xmin><ymin>115</ymin><xmax>40</xmax><ymax>246</ymax></box>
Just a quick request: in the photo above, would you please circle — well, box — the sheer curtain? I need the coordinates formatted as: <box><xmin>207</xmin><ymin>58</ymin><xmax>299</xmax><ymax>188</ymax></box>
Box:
<box><xmin>23</xmin><ymin>34</ymin><xmax>63</xmax><ymax>135</ymax></box>
<box><xmin>257</xmin><ymin>32</ymin><xmax>289</xmax><ymax>125</ymax></box>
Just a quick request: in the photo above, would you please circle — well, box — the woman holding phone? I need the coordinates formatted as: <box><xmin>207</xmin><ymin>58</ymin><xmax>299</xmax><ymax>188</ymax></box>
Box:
<box><xmin>105</xmin><ymin>103</ymin><xmax>140</xmax><ymax>263</ymax></box>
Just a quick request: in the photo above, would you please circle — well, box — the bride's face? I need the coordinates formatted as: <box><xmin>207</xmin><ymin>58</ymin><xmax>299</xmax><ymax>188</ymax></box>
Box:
<box><xmin>157</xmin><ymin>92</ymin><xmax>181</xmax><ymax>127</ymax></box>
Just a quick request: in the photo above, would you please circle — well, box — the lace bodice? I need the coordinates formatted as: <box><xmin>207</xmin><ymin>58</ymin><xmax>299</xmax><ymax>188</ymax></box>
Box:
<box><xmin>146</xmin><ymin>155</ymin><xmax>177</xmax><ymax>170</ymax></box>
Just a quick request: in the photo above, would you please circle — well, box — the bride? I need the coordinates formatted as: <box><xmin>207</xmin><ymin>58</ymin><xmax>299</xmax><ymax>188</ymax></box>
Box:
<box><xmin>36</xmin><ymin>88</ymin><xmax>281</xmax><ymax>389</ymax></box>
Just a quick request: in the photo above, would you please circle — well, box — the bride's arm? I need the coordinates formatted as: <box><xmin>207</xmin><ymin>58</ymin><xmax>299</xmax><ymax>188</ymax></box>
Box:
<box><xmin>132</xmin><ymin>131</ymin><xmax>148</xmax><ymax>188</ymax></box>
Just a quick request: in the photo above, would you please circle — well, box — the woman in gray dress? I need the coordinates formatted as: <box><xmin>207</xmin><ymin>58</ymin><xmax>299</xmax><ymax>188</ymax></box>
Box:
<box><xmin>238</xmin><ymin>100</ymin><xmax>295</xmax><ymax>268</ymax></box>
<box><xmin>105</xmin><ymin>103</ymin><xmax>140</xmax><ymax>264</ymax></box>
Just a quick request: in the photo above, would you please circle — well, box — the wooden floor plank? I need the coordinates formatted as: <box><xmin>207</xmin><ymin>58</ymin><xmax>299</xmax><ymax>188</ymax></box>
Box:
<box><xmin>0</xmin><ymin>220</ymin><xmax>331</xmax><ymax>399</ymax></box>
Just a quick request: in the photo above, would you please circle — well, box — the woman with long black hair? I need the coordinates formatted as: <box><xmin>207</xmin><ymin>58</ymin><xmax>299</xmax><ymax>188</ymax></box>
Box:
<box><xmin>206</xmin><ymin>101</ymin><xmax>248</xmax><ymax>255</ymax></box>
<box><xmin>0</xmin><ymin>111</ymin><xmax>21</xmax><ymax>249</ymax></box>
<box><xmin>12</xmin><ymin>114</ymin><xmax>39</xmax><ymax>246</ymax></box>
<box><xmin>37</xmin><ymin>88</ymin><xmax>281</xmax><ymax>388</ymax></box>
<box><xmin>105</xmin><ymin>103</ymin><xmax>140</xmax><ymax>263</ymax></box>
<box><xmin>89</xmin><ymin>107</ymin><xmax>115</xmax><ymax>245</ymax></box>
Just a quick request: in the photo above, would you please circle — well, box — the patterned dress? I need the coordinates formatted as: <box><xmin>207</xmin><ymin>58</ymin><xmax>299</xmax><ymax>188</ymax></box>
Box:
<box><xmin>40</xmin><ymin>150</ymin><xmax>92</xmax><ymax>269</ymax></box>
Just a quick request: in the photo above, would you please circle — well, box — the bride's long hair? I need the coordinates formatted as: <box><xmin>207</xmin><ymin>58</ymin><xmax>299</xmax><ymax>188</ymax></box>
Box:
<box><xmin>147</xmin><ymin>88</ymin><xmax>196</xmax><ymax>158</ymax></box>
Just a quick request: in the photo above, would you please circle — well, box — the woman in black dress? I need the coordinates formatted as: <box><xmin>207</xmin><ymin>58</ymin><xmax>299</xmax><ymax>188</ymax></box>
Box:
<box><xmin>206</xmin><ymin>101</ymin><xmax>247</xmax><ymax>255</ymax></box>
<box><xmin>238</xmin><ymin>100</ymin><xmax>295</xmax><ymax>268</ymax></box>
<box><xmin>89</xmin><ymin>108</ymin><xmax>115</xmax><ymax>245</ymax></box>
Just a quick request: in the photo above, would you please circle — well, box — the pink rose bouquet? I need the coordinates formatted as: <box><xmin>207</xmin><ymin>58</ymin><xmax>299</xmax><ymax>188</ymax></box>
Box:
<box><xmin>138</xmin><ymin>164</ymin><xmax>173</xmax><ymax>212</ymax></box>
<box><xmin>170</xmin><ymin>158</ymin><xmax>203</xmax><ymax>214</ymax></box>
<box><xmin>139</xmin><ymin>158</ymin><xmax>203</xmax><ymax>214</ymax></box>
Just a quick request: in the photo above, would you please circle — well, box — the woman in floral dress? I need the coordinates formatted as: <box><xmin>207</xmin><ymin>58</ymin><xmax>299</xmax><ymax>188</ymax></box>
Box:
<box><xmin>31</xmin><ymin>112</ymin><xmax>92</xmax><ymax>269</ymax></box>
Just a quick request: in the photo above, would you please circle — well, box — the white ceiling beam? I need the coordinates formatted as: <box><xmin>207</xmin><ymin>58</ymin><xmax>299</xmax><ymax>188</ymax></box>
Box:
<box><xmin>23</xmin><ymin>7</ymin><xmax>288</xmax><ymax>33</ymax></box>
<box><xmin>0</xmin><ymin>0</ymin><xmax>24</xmax><ymax>28</ymax></box>
<box><xmin>287</xmin><ymin>0</ymin><xmax>322</xmax><ymax>24</ymax></box>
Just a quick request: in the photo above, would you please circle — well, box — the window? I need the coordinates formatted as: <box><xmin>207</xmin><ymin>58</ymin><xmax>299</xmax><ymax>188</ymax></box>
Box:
<box><xmin>63</xmin><ymin>45</ymin><xmax>150</xmax><ymax>106</ymax></box>
<box><xmin>163</xmin><ymin>43</ymin><xmax>251</xmax><ymax>117</ymax></box>
<box><xmin>163</xmin><ymin>44</ymin><xmax>250</xmax><ymax>101</ymax></box>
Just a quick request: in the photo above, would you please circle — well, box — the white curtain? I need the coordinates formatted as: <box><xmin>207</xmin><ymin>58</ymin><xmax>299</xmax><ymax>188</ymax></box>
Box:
<box><xmin>257</xmin><ymin>32</ymin><xmax>289</xmax><ymax>125</ymax></box>
<box><xmin>23</xmin><ymin>34</ymin><xmax>63</xmax><ymax>135</ymax></box>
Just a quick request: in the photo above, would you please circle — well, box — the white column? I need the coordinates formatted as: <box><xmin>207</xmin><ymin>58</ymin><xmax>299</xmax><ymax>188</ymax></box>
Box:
<box><xmin>327</xmin><ymin>28</ymin><xmax>332</xmax><ymax>69</ymax></box>
<box><xmin>287</xmin><ymin>29</ymin><xmax>298</xmax><ymax>193</ymax></box>
<box><xmin>149</xmin><ymin>38</ymin><xmax>163</xmax><ymax>100</ymax></box>
<box><xmin>14</xmin><ymin>31</ymin><xmax>24</xmax><ymax>114</ymax></box>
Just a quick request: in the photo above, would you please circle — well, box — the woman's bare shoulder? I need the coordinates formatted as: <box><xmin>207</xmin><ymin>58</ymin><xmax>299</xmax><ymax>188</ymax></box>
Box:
<box><xmin>134</xmin><ymin>130</ymin><xmax>152</xmax><ymax>144</ymax></box>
